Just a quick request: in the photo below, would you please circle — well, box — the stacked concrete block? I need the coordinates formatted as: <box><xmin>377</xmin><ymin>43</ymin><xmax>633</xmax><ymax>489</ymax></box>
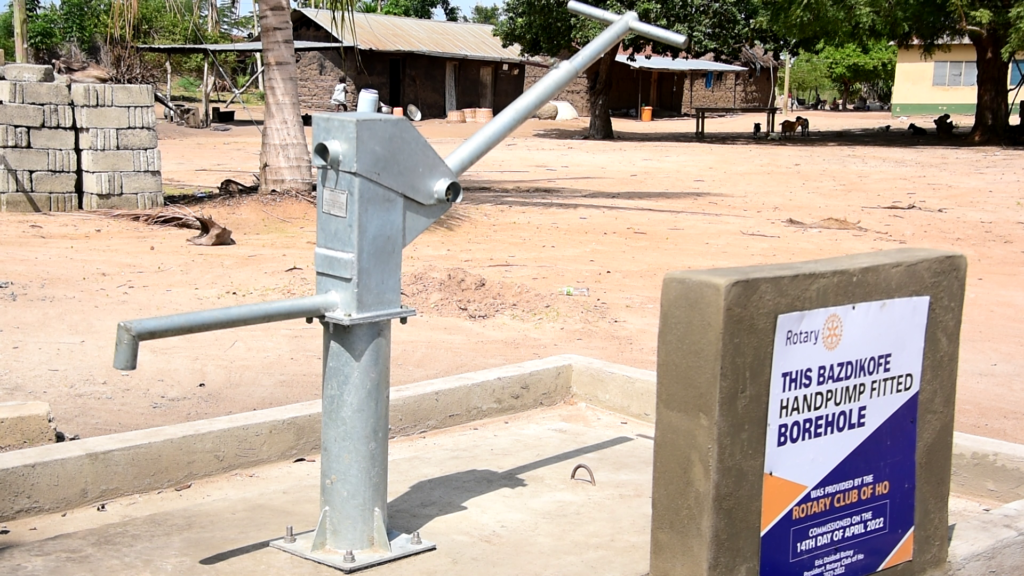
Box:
<box><xmin>73</xmin><ymin>84</ymin><xmax>163</xmax><ymax>210</ymax></box>
<box><xmin>0</xmin><ymin>64</ymin><xmax>78</xmax><ymax>212</ymax></box>
<box><xmin>0</xmin><ymin>69</ymin><xmax>165</xmax><ymax>213</ymax></box>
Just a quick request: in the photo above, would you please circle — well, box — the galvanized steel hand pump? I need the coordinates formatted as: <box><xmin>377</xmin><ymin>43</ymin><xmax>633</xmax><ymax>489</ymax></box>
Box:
<box><xmin>112</xmin><ymin>2</ymin><xmax>686</xmax><ymax>571</ymax></box>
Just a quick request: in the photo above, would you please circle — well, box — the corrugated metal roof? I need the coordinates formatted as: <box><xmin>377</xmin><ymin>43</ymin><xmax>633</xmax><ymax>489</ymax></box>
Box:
<box><xmin>616</xmin><ymin>55</ymin><xmax>746</xmax><ymax>73</ymax></box>
<box><xmin>299</xmin><ymin>9</ymin><xmax>523</xmax><ymax>63</ymax></box>
<box><xmin>138</xmin><ymin>41</ymin><xmax>344</xmax><ymax>54</ymax></box>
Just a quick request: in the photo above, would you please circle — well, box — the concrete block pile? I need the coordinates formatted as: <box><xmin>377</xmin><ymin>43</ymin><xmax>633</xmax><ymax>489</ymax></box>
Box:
<box><xmin>73</xmin><ymin>84</ymin><xmax>163</xmax><ymax>210</ymax></box>
<box><xmin>0</xmin><ymin>64</ymin><xmax>78</xmax><ymax>212</ymax></box>
<box><xmin>0</xmin><ymin>63</ymin><xmax>164</xmax><ymax>212</ymax></box>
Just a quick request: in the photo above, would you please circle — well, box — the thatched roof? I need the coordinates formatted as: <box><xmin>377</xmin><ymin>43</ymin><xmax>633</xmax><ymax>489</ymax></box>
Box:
<box><xmin>736</xmin><ymin>45</ymin><xmax>778</xmax><ymax>70</ymax></box>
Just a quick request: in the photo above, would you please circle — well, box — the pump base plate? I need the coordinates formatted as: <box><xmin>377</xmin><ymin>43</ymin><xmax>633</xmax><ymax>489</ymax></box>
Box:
<box><xmin>270</xmin><ymin>530</ymin><xmax>435</xmax><ymax>573</ymax></box>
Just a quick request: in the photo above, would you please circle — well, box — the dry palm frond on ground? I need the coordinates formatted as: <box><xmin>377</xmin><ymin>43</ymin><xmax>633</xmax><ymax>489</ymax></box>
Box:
<box><xmin>91</xmin><ymin>207</ymin><xmax>235</xmax><ymax>245</ymax></box>
<box><xmin>89</xmin><ymin>206</ymin><xmax>204</xmax><ymax>230</ymax></box>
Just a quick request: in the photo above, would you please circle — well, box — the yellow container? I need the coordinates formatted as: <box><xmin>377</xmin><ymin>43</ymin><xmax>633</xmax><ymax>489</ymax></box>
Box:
<box><xmin>641</xmin><ymin>106</ymin><xmax>653</xmax><ymax>122</ymax></box>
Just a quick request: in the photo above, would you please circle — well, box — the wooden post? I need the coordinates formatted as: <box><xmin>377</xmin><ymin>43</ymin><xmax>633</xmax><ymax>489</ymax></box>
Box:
<box><xmin>13</xmin><ymin>0</ymin><xmax>28</xmax><ymax>63</ymax></box>
<box><xmin>636</xmin><ymin>70</ymin><xmax>641</xmax><ymax>121</ymax></box>
<box><xmin>782</xmin><ymin>51</ymin><xmax>791</xmax><ymax>116</ymax></box>
<box><xmin>166</xmin><ymin>55</ymin><xmax>172</xmax><ymax>105</ymax></box>
<box><xmin>649</xmin><ymin>70</ymin><xmax>659</xmax><ymax>109</ymax></box>
<box><xmin>202</xmin><ymin>56</ymin><xmax>211</xmax><ymax>126</ymax></box>
<box><xmin>688</xmin><ymin>73</ymin><xmax>694</xmax><ymax>113</ymax></box>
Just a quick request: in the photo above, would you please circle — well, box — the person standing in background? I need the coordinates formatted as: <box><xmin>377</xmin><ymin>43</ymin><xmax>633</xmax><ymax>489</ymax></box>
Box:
<box><xmin>332</xmin><ymin>74</ymin><xmax>349</xmax><ymax>112</ymax></box>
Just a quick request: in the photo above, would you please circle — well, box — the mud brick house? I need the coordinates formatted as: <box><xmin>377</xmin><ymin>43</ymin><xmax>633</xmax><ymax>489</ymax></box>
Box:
<box><xmin>527</xmin><ymin>46</ymin><xmax>778</xmax><ymax>116</ymax></box>
<box><xmin>290</xmin><ymin>10</ymin><xmax>527</xmax><ymax>119</ymax></box>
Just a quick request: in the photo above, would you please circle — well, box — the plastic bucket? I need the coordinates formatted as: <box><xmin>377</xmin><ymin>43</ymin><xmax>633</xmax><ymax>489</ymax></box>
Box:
<box><xmin>641</xmin><ymin>106</ymin><xmax>653</xmax><ymax>122</ymax></box>
<box><xmin>393</xmin><ymin>107</ymin><xmax>404</xmax><ymax>117</ymax></box>
<box><xmin>356</xmin><ymin>89</ymin><xmax>379</xmax><ymax>113</ymax></box>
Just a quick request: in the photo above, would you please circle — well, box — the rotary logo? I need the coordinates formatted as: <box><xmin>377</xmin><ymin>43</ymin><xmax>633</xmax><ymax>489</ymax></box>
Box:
<box><xmin>822</xmin><ymin>314</ymin><xmax>843</xmax><ymax>351</ymax></box>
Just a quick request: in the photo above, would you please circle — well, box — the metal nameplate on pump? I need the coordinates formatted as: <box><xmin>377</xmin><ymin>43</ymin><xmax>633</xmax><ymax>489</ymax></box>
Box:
<box><xmin>323</xmin><ymin>188</ymin><xmax>349</xmax><ymax>218</ymax></box>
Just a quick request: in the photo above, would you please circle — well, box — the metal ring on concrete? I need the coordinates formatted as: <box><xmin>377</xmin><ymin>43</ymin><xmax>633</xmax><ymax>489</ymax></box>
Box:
<box><xmin>571</xmin><ymin>463</ymin><xmax>596</xmax><ymax>486</ymax></box>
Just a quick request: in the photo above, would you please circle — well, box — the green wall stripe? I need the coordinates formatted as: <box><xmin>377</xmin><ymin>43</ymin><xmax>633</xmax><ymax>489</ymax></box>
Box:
<box><xmin>891</xmin><ymin>103</ymin><xmax>1022</xmax><ymax>116</ymax></box>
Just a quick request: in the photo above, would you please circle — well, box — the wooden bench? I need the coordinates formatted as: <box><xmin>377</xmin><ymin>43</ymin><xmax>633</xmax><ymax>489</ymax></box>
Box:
<box><xmin>693</xmin><ymin>107</ymin><xmax>779</xmax><ymax>137</ymax></box>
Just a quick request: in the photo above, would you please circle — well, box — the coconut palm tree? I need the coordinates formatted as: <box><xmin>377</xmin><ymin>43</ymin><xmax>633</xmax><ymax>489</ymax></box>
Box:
<box><xmin>257</xmin><ymin>0</ymin><xmax>355</xmax><ymax>194</ymax></box>
<box><xmin>257</xmin><ymin>0</ymin><xmax>313</xmax><ymax>194</ymax></box>
<box><xmin>111</xmin><ymin>0</ymin><xmax>356</xmax><ymax>195</ymax></box>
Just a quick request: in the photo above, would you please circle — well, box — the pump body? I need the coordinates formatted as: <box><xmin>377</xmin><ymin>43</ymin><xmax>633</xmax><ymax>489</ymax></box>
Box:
<box><xmin>112</xmin><ymin>3</ymin><xmax>687</xmax><ymax>571</ymax></box>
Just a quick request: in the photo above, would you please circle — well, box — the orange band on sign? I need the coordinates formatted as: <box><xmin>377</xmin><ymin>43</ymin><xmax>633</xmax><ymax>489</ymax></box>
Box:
<box><xmin>761</xmin><ymin>473</ymin><xmax>807</xmax><ymax>532</ymax></box>
<box><xmin>879</xmin><ymin>529</ymin><xmax>914</xmax><ymax>570</ymax></box>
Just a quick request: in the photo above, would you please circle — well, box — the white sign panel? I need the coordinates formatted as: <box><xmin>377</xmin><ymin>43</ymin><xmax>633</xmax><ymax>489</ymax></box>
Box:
<box><xmin>760</xmin><ymin>297</ymin><xmax>929</xmax><ymax>576</ymax></box>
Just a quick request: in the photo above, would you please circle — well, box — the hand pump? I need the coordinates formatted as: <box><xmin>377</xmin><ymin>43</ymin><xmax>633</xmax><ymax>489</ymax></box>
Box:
<box><xmin>112</xmin><ymin>2</ymin><xmax>686</xmax><ymax>571</ymax></box>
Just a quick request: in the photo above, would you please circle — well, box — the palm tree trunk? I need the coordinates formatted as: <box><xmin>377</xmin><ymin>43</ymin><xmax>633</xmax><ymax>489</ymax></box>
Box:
<box><xmin>258</xmin><ymin>0</ymin><xmax>314</xmax><ymax>194</ymax></box>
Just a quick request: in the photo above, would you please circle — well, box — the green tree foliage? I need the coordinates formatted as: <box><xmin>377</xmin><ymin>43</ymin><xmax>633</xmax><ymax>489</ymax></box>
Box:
<box><xmin>468</xmin><ymin>4</ymin><xmax>501</xmax><ymax>25</ymax></box>
<box><xmin>786</xmin><ymin>52</ymin><xmax>833</xmax><ymax>100</ymax></box>
<box><xmin>765</xmin><ymin>0</ymin><xmax>1018</xmax><ymax>140</ymax></box>
<box><xmin>8</xmin><ymin>0</ymin><xmax>111</xmax><ymax>55</ymax></box>
<box><xmin>497</xmin><ymin>0</ymin><xmax>778</xmax><ymax>139</ymax></box>
<box><xmin>381</xmin><ymin>0</ymin><xmax>460</xmax><ymax>20</ymax></box>
<box><xmin>355</xmin><ymin>1</ymin><xmax>380</xmax><ymax>13</ymax></box>
<box><xmin>816</xmin><ymin>41</ymin><xmax>896</xmax><ymax>108</ymax></box>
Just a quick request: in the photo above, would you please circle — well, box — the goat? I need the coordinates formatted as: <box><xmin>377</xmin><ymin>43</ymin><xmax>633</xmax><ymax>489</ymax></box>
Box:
<box><xmin>753</xmin><ymin>122</ymin><xmax>762</xmax><ymax>138</ymax></box>
<box><xmin>795</xmin><ymin>116</ymin><xmax>810</xmax><ymax>136</ymax></box>
<box><xmin>780</xmin><ymin>119</ymin><xmax>798</xmax><ymax>138</ymax></box>
<box><xmin>52</xmin><ymin>58</ymin><xmax>111</xmax><ymax>84</ymax></box>
<box><xmin>908</xmin><ymin>123</ymin><xmax>927</xmax><ymax>136</ymax></box>
<box><xmin>934</xmin><ymin>114</ymin><xmax>955</xmax><ymax>138</ymax></box>
<box><xmin>875</xmin><ymin>125</ymin><xmax>891</xmax><ymax>132</ymax></box>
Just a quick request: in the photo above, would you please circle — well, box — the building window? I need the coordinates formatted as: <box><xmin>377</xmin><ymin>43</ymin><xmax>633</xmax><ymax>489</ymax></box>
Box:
<box><xmin>933</xmin><ymin>61</ymin><xmax>977</xmax><ymax>87</ymax></box>
<box><xmin>1011</xmin><ymin>60</ymin><xmax>1024</xmax><ymax>87</ymax></box>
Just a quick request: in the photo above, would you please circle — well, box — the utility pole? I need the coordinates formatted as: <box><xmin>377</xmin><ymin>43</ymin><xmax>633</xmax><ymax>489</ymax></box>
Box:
<box><xmin>13</xmin><ymin>0</ymin><xmax>28</xmax><ymax>63</ymax></box>
<box><xmin>782</xmin><ymin>51</ymin><xmax>792</xmax><ymax>116</ymax></box>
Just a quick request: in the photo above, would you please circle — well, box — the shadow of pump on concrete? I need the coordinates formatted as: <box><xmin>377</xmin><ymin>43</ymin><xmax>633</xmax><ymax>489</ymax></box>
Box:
<box><xmin>196</xmin><ymin>436</ymin><xmax>633</xmax><ymax>566</ymax></box>
<box><xmin>389</xmin><ymin>436</ymin><xmax>634</xmax><ymax>534</ymax></box>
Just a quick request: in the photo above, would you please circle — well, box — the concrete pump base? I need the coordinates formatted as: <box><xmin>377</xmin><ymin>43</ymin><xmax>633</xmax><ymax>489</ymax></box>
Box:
<box><xmin>0</xmin><ymin>356</ymin><xmax>1022</xmax><ymax>574</ymax></box>
<box><xmin>0</xmin><ymin>405</ymin><xmax>655</xmax><ymax>575</ymax></box>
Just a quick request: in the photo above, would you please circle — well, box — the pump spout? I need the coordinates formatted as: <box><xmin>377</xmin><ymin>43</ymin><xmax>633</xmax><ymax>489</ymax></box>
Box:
<box><xmin>113</xmin><ymin>292</ymin><xmax>343</xmax><ymax>370</ymax></box>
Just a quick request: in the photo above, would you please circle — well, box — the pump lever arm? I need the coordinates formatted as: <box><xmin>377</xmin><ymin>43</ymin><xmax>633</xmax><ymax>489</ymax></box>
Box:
<box><xmin>113</xmin><ymin>292</ymin><xmax>342</xmax><ymax>371</ymax></box>
<box><xmin>442</xmin><ymin>0</ymin><xmax>688</xmax><ymax>177</ymax></box>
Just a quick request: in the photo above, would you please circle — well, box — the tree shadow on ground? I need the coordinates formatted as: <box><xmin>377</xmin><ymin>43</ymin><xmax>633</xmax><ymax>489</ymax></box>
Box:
<box><xmin>455</xmin><ymin>184</ymin><xmax>739</xmax><ymax>217</ymax></box>
<box><xmin>530</xmin><ymin>125</ymin><xmax>995</xmax><ymax>148</ymax></box>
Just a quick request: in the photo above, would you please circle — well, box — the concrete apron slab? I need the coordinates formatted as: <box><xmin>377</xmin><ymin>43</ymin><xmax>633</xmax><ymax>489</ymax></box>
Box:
<box><xmin>0</xmin><ymin>405</ymin><xmax>1012</xmax><ymax>576</ymax></box>
<box><xmin>0</xmin><ymin>405</ymin><xmax>654</xmax><ymax>576</ymax></box>
<box><xmin>2</xmin><ymin>354</ymin><xmax>1024</xmax><ymax>573</ymax></box>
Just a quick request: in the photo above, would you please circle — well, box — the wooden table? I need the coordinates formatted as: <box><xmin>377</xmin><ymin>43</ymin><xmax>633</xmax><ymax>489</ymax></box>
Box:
<box><xmin>694</xmin><ymin>107</ymin><xmax>779</xmax><ymax>137</ymax></box>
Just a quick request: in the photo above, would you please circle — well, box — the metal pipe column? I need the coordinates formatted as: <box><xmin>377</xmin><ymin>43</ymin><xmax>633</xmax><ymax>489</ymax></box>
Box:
<box><xmin>319</xmin><ymin>321</ymin><xmax>393</xmax><ymax>553</ymax></box>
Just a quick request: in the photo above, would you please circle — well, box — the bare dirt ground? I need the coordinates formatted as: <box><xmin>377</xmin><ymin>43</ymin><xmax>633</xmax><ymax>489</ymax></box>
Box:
<box><xmin>2</xmin><ymin>109</ymin><xmax>1022</xmax><ymax>444</ymax></box>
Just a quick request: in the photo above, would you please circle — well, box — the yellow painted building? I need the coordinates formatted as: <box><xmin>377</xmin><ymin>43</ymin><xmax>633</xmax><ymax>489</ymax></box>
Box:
<box><xmin>892</xmin><ymin>41</ymin><xmax>1023</xmax><ymax>116</ymax></box>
